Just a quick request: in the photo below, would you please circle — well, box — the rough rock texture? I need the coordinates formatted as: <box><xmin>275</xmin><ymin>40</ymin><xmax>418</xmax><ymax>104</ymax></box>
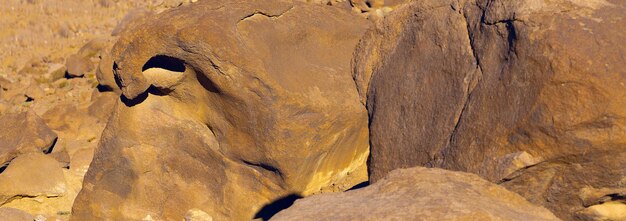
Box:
<box><xmin>272</xmin><ymin>167</ymin><xmax>561</xmax><ymax>221</ymax></box>
<box><xmin>0</xmin><ymin>110</ymin><xmax>57</xmax><ymax>166</ymax></box>
<box><xmin>72</xmin><ymin>1</ymin><xmax>371</xmax><ymax>220</ymax></box>
<box><xmin>361</xmin><ymin>0</ymin><xmax>626</xmax><ymax>220</ymax></box>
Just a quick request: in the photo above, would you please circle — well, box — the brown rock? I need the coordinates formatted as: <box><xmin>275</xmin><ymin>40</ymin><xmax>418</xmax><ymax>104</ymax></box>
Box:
<box><xmin>64</xmin><ymin>54</ymin><xmax>92</xmax><ymax>78</ymax></box>
<box><xmin>44</xmin><ymin>63</ymin><xmax>67</xmax><ymax>82</ymax></box>
<box><xmin>0</xmin><ymin>207</ymin><xmax>35</xmax><ymax>221</ymax></box>
<box><xmin>72</xmin><ymin>1</ymin><xmax>370</xmax><ymax>220</ymax></box>
<box><xmin>360</xmin><ymin>0</ymin><xmax>626</xmax><ymax>220</ymax></box>
<box><xmin>43</xmin><ymin>103</ymin><xmax>104</xmax><ymax>142</ymax></box>
<box><xmin>0</xmin><ymin>110</ymin><xmax>57</xmax><ymax>167</ymax></box>
<box><xmin>24</xmin><ymin>83</ymin><xmax>45</xmax><ymax>101</ymax></box>
<box><xmin>65</xmin><ymin>38</ymin><xmax>114</xmax><ymax>78</ymax></box>
<box><xmin>94</xmin><ymin>48</ymin><xmax>119</xmax><ymax>92</ymax></box>
<box><xmin>272</xmin><ymin>167</ymin><xmax>561</xmax><ymax>221</ymax></box>
<box><xmin>50</xmin><ymin>150</ymin><xmax>71</xmax><ymax>169</ymax></box>
<box><xmin>0</xmin><ymin>153</ymin><xmax>67</xmax><ymax>205</ymax></box>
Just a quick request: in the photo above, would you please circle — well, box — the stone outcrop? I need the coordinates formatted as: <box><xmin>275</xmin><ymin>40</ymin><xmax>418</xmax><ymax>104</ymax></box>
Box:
<box><xmin>272</xmin><ymin>167</ymin><xmax>561</xmax><ymax>221</ymax></box>
<box><xmin>0</xmin><ymin>110</ymin><xmax>57</xmax><ymax>167</ymax></box>
<box><xmin>72</xmin><ymin>0</ymin><xmax>370</xmax><ymax>220</ymax></box>
<box><xmin>360</xmin><ymin>0</ymin><xmax>626</xmax><ymax>220</ymax></box>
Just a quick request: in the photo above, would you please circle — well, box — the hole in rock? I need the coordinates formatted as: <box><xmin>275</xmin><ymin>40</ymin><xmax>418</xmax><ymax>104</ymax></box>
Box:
<box><xmin>196</xmin><ymin>71</ymin><xmax>220</xmax><ymax>93</ymax></box>
<box><xmin>96</xmin><ymin>84</ymin><xmax>113</xmax><ymax>92</ymax></box>
<box><xmin>43</xmin><ymin>137</ymin><xmax>58</xmax><ymax>154</ymax></box>
<box><xmin>253</xmin><ymin>194</ymin><xmax>303</xmax><ymax>220</ymax></box>
<box><xmin>0</xmin><ymin>164</ymin><xmax>7</xmax><ymax>174</ymax></box>
<box><xmin>242</xmin><ymin>160</ymin><xmax>281</xmax><ymax>175</ymax></box>
<box><xmin>142</xmin><ymin>55</ymin><xmax>186</xmax><ymax>72</ymax></box>
<box><xmin>113</xmin><ymin>62</ymin><xmax>122</xmax><ymax>90</ymax></box>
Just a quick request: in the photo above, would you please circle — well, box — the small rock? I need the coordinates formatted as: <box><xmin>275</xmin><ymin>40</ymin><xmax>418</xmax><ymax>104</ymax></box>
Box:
<box><xmin>24</xmin><ymin>83</ymin><xmax>45</xmax><ymax>101</ymax></box>
<box><xmin>95</xmin><ymin>49</ymin><xmax>119</xmax><ymax>92</ymax></box>
<box><xmin>44</xmin><ymin>63</ymin><xmax>67</xmax><ymax>82</ymax></box>
<box><xmin>185</xmin><ymin>209</ymin><xmax>213</xmax><ymax>221</ymax></box>
<box><xmin>65</xmin><ymin>54</ymin><xmax>92</xmax><ymax>78</ymax></box>
<box><xmin>0</xmin><ymin>153</ymin><xmax>67</xmax><ymax>204</ymax></box>
<box><xmin>50</xmin><ymin>150</ymin><xmax>71</xmax><ymax>168</ymax></box>
<box><xmin>0</xmin><ymin>207</ymin><xmax>35</xmax><ymax>221</ymax></box>
<box><xmin>495</xmin><ymin>151</ymin><xmax>542</xmax><ymax>181</ymax></box>
<box><xmin>0</xmin><ymin>110</ymin><xmax>57</xmax><ymax>166</ymax></box>
<box><xmin>34</xmin><ymin>214</ymin><xmax>47</xmax><ymax>221</ymax></box>
<box><xmin>578</xmin><ymin>202</ymin><xmax>626</xmax><ymax>221</ymax></box>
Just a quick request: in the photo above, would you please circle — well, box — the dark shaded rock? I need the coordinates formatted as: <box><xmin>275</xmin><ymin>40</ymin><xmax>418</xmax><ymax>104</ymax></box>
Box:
<box><xmin>360</xmin><ymin>0</ymin><xmax>626</xmax><ymax>220</ymax></box>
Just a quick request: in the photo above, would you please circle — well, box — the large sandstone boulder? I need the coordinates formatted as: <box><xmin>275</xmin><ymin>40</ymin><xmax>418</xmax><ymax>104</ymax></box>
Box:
<box><xmin>0</xmin><ymin>110</ymin><xmax>57</xmax><ymax>167</ymax></box>
<box><xmin>272</xmin><ymin>167</ymin><xmax>561</xmax><ymax>221</ymax></box>
<box><xmin>361</xmin><ymin>0</ymin><xmax>626</xmax><ymax>220</ymax></box>
<box><xmin>72</xmin><ymin>0</ymin><xmax>370</xmax><ymax>220</ymax></box>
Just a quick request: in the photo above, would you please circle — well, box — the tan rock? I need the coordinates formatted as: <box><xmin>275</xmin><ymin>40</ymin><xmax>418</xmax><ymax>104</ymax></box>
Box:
<box><xmin>0</xmin><ymin>110</ymin><xmax>57</xmax><ymax>166</ymax></box>
<box><xmin>0</xmin><ymin>153</ymin><xmax>67</xmax><ymax>205</ymax></box>
<box><xmin>43</xmin><ymin>63</ymin><xmax>67</xmax><ymax>83</ymax></box>
<box><xmin>69</xmin><ymin>148</ymin><xmax>94</xmax><ymax>174</ymax></box>
<box><xmin>184</xmin><ymin>209</ymin><xmax>214</xmax><ymax>221</ymax></box>
<box><xmin>0</xmin><ymin>207</ymin><xmax>35</xmax><ymax>221</ymax></box>
<box><xmin>65</xmin><ymin>38</ymin><xmax>114</xmax><ymax>78</ymax></box>
<box><xmin>72</xmin><ymin>1</ymin><xmax>370</xmax><ymax>220</ymax></box>
<box><xmin>272</xmin><ymin>167</ymin><xmax>561</xmax><ymax>221</ymax></box>
<box><xmin>94</xmin><ymin>48</ymin><xmax>119</xmax><ymax>92</ymax></box>
<box><xmin>578</xmin><ymin>202</ymin><xmax>626</xmax><ymax>221</ymax></box>
<box><xmin>64</xmin><ymin>54</ymin><xmax>92</xmax><ymax>78</ymax></box>
<box><xmin>43</xmin><ymin>102</ymin><xmax>105</xmax><ymax>143</ymax></box>
<box><xmin>360</xmin><ymin>0</ymin><xmax>626</xmax><ymax>219</ymax></box>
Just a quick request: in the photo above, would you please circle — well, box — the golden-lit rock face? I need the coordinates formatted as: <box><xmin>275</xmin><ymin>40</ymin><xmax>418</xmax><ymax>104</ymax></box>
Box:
<box><xmin>72</xmin><ymin>0</ymin><xmax>370</xmax><ymax>220</ymax></box>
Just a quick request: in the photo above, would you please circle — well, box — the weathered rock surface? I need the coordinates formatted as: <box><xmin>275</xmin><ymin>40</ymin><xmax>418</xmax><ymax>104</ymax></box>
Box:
<box><xmin>0</xmin><ymin>110</ymin><xmax>57</xmax><ymax>167</ymax></box>
<box><xmin>72</xmin><ymin>0</ymin><xmax>370</xmax><ymax>220</ymax></box>
<box><xmin>361</xmin><ymin>0</ymin><xmax>626</xmax><ymax>220</ymax></box>
<box><xmin>272</xmin><ymin>167</ymin><xmax>561</xmax><ymax>221</ymax></box>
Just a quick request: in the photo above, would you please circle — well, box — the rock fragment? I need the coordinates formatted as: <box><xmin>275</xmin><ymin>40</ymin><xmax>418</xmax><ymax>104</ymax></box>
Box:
<box><xmin>0</xmin><ymin>110</ymin><xmax>57</xmax><ymax>167</ymax></box>
<box><xmin>0</xmin><ymin>153</ymin><xmax>67</xmax><ymax>205</ymax></box>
